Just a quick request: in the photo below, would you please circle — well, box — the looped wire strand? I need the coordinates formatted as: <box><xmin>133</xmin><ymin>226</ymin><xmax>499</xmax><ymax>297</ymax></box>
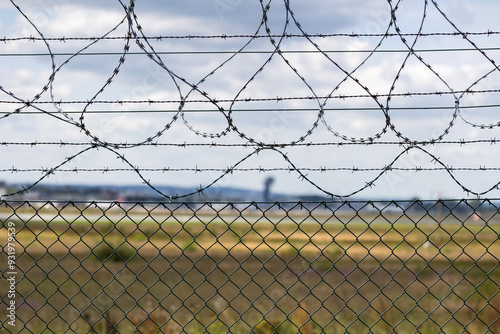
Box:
<box><xmin>2</xmin><ymin>0</ymin><xmax>500</xmax><ymax>199</ymax></box>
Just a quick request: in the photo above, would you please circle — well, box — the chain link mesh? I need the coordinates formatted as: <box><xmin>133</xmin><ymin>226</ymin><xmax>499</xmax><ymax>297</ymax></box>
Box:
<box><xmin>1</xmin><ymin>199</ymin><xmax>499</xmax><ymax>333</ymax></box>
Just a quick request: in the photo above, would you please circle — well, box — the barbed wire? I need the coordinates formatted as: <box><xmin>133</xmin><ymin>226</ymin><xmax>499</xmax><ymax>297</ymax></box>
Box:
<box><xmin>3</xmin><ymin>166</ymin><xmax>500</xmax><ymax>174</ymax></box>
<box><xmin>2</xmin><ymin>0</ymin><xmax>500</xmax><ymax>199</ymax></box>
<box><xmin>2</xmin><ymin>88</ymin><xmax>500</xmax><ymax>105</ymax></box>
<box><xmin>0</xmin><ymin>138</ymin><xmax>499</xmax><ymax>147</ymax></box>
<box><xmin>2</xmin><ymin>30</ymin><xmax>500</xmax><ymax>43</ymax></box>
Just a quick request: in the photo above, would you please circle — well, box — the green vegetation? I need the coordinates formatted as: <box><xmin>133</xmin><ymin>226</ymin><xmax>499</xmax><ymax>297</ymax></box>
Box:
<box><xmin>93</xmin><ymin>242</ymin><xmax>136</xmax><ymax>262</ymax></box>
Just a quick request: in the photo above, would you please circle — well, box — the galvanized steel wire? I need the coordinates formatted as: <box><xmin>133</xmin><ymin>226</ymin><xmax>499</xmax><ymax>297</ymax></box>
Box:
<box><xmin>0</xmin><ymin>198</ymin><xmax>499</xmax><ymax>332</ymax></box>
<box><xmin>1</xmin><ymin>1</ymin><xmax>500</xmax><ymax>199</ymax></box>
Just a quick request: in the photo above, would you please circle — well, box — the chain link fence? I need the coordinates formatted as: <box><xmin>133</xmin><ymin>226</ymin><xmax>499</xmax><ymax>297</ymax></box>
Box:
<box><xmin>0</xmin><ymin>199</ymin><xmax>499</xmax><ymax>333</ymax></box>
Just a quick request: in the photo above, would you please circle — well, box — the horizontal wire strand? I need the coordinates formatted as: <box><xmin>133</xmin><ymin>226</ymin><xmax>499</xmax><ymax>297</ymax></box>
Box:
<box><xmin>2</xmin><ymin>1</ymin><xmax>500</xmax><ymax>199</ymax></box>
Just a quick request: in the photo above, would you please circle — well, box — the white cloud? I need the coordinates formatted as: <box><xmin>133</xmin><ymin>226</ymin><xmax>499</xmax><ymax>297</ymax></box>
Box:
<box><xmin>2</xmin><ymin>1</ymin><xmax>500</xmax><ymax>199</ymax></box>
<box><xmin>25</xmin><ymin>4</ymin><xmax>126</xmax><ymax>37</ymax></box>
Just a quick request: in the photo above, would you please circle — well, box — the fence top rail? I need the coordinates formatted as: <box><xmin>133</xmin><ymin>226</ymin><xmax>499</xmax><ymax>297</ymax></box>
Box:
<box><xmin>1</xmin><ymin>198</ymin><xmax>499</xmax><ymax>204</ymax></box>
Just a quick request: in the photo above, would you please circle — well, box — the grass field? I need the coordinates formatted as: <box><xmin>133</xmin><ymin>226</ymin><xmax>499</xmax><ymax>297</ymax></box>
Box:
<box><xmin>1</xmin><ymin>202</ymin><xmax>500</xmax><ymax>333</ymax></box>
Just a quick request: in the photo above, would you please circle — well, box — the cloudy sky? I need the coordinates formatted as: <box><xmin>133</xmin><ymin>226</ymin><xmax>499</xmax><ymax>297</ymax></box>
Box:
<box><xmin>1</xmin><ymin>0</ymin><xmax>500</xmax><ymax>200</ymax></box>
